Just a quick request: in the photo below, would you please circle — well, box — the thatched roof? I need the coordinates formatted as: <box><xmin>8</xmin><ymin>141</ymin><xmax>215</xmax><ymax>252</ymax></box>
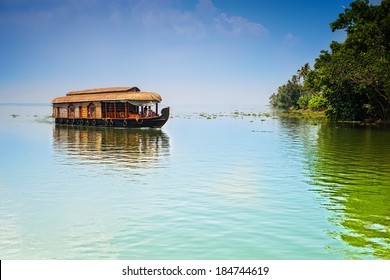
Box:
<box><xmin>52</xmin><ymin>87</ymin><xmax>162</xmax><ymax>104</ymax></box>
<box><xmin>67</xmin><ymin>87</ymin><xmax>140</xmax><ymax>96</ymax></box>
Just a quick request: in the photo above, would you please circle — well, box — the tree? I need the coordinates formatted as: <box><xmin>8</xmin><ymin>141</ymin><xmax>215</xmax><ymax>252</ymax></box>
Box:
<box><xmin>269</xmin><ymin>79</ymin><xmax>303</xmax><ymax>110</ymax></box>
<box><xmin>270</xmin><ymin>64</ymin><xmax>315</xmax><ymax>110</ymax></box>
<box><xmin>291</xmin><ymin>74</ymin><xmax>300</xmax><ymax>85</ymax></box>
<box><xmin>297</xmin><ymin>63</ymin><xmax>310</xmax><ymax>84</ymax></box>
<box><xmin>325</xmin><ymin>0</ymin><xmax>390</xmax><ymax>120</ymax></box>
<box><xmin>270</xmin><ymin>0</ymin><xmax>390</xmax><ymax>121</ymax></box>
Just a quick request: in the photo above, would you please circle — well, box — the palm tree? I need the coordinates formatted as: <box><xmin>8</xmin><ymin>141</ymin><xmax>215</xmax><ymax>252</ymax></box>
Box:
<box><xmin>297</xmin><ymin>63</ymin><xmax>310</xmax><ymax>83</ymax></box>
<box><xmin>291</xmin><ymin>74</ymin><xmax>299</xmax><ymax>85</ymax></box>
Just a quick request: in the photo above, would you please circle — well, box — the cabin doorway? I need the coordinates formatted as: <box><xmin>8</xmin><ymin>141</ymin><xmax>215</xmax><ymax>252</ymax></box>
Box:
<box><xmin>88</xmin><ymin>103</ymin><xmax>96</xmax><ymax>118</ymax></box>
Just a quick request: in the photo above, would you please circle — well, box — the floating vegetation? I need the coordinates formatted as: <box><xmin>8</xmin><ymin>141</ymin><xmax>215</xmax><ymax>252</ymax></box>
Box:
<box><xmin>231</xmin><ymin>111</ymin><xmax>272</xmax><ymax>118</ymax></box>
<box><xmin>169</xmin><ymin>111</ymin><xmax>275</xmax><ymax>122</ymax></box>
<box><xmin>251</xmin><ymin>129</ymin><xmax>274</xmax><ymax>133</ymax></box>
<box><xmin>194</xmin><ymin>111</ymin><xmax>274</xmax><ymax>121</ymax></box>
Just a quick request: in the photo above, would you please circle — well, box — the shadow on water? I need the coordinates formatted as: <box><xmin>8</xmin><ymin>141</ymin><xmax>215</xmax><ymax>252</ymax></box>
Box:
<box><xmin>52</xmin><ymin>125</ymin><xmax>170</xmax><ymax>172</ymax></box>
<box><xmin>308</xmin><ymin>123</ymin><xmax>390</xmax><ymax>259</ymax></box>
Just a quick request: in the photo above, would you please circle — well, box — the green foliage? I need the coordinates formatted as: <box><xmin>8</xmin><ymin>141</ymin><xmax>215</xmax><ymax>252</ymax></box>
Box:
<box><xmin>297</xmin><ymin>93</ymin><xmax>311</xmax><ymax>109</ymax></box>
<box><xmin>270</xmin><ymin>0</ymin><xmax>390</xmax><ymax>121</ymax></box>
<box><xmin>308</xmin><ymin>93</ymin><xmax>327</xmax><ymax>111</ymax></box>
<box><xmin>324</xmin><ymin>0</ymin><xmax>390</xmax><ymax>120</ymax></box>
<box><xmin>269</xmin><ymin>80</ymin><xmax>303</xmax><ymax>110</ymax></box>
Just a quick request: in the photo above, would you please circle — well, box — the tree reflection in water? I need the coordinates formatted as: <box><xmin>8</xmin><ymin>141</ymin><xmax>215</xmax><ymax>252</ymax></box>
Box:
<box><xmin>309</xmin><ymin>123</ymin><xmax>390</xmax><ymax>259</ymax></box>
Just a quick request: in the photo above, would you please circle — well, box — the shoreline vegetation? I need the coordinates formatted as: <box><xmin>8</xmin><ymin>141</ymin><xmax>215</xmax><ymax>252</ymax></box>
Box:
<box><xmin>277</xmin><ymin>109</ymin><xmax>326</xmax><ymax>120</ymax></box>
<box><xmin>276</xmin><ymin>108</ymin><xmax>390</xmax><ymax>126</ymax></box>
<box><xmin>269</xmin><ymin>0</ymin><xmax>390</xmax><ymax>125</ymax></box>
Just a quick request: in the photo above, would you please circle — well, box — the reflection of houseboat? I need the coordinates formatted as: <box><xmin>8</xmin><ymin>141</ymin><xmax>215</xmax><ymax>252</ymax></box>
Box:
<box><xmin>53</xmin><ymin>125</ymin><xmax>170</xmax><ymax>169</ymax></box>
<box><xmin>52</xmin><ymin>87</ymin><xmax>169</xmax><ymax>128</ymax></box>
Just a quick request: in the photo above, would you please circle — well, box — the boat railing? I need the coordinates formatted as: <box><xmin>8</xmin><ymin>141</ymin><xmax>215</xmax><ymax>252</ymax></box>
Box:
<box><xmin>106</xmin><ymin>112</ymin><xmax>126</xmax><ymax>119</ymax></box>
<box><xmin>103</xmin><ymin>112</ymin><xmax>160</xmax><ymax>119</ymax></box>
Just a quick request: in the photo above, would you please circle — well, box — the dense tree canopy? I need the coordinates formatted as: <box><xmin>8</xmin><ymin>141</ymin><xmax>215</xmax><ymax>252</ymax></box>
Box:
<box><xmin>270</xmin><ymin>0</ymin><xmax>390</xmax><ymax>121</ymax></box>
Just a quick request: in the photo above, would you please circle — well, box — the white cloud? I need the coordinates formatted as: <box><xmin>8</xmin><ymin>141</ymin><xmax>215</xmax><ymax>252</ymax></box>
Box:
<box><xmin>284</xmin><ymin>32</ymin><xmax>300</xmax><ymax>43</ymax></box>
<box><xmin>132</xmin><ymin>0</ymin><xmax>206</xmax><ymax>40</ymax></box>
<box><xmin>196</xmin><ymin>0</ymin><xmax>218</xmax><ymax>18</ymax></box>
<box><xmin>132</xmin><ymin>0</ymin><xmax>268</xmax><ymax>39</ymax></box>
<box><xmin>215</xmin><ymin>13</ymin><xmax>268</xmax><ymax>36</ymax></box>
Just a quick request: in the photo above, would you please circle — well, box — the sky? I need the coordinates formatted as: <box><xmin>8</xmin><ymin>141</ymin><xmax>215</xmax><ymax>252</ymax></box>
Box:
<box><xmin>0</xmin><ymin>0</ymin><xmax>382</xmax><ymax>111</ymax></box>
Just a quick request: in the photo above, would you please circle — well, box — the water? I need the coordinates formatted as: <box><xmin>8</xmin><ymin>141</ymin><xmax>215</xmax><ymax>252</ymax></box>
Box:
<box><xmin>0</xmin><ymin>104</ymin><xmax>389</xmax><ymax>260</ymax></box>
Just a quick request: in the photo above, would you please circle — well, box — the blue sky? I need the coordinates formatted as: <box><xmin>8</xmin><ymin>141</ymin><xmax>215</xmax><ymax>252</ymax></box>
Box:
<box><xmin>0</xmin><ymin>0</ymin><xmax>381</xmax><ymax>110</ymax></box>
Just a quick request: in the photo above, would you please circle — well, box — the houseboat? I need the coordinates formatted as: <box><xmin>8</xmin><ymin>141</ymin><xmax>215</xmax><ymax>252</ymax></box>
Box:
<box><xmin>52</xmin><ymin>87</ymin><xmax>169</xmax><ymax>128</ymax></box>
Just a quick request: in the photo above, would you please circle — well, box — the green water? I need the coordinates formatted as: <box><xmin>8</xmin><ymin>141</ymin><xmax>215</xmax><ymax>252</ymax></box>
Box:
<box><xmin>0</xmin><ymin>105</ymin><xmax>389</xmax><ymax>259</ymax></box>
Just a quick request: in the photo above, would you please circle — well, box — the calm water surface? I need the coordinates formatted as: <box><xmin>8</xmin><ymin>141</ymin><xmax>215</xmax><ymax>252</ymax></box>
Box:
<box><xmin>0</xmin><ymin>105</ymin><xmax>389</xmax><ymax>259</ymax></box>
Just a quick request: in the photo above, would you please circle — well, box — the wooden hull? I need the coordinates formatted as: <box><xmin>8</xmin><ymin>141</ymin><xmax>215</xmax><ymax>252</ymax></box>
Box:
<box><xmin>54</xmin><ymin>107</ymin><xmax>170</xmax><ymax>128</ymax></box>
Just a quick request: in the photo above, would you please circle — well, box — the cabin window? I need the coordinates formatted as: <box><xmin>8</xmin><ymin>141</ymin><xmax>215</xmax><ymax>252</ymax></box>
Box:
<box><xmin>88</xmin><ymin>103</ymin><xmax>96</xmax><ymax>118</ymax></box>
<box><xmin>68</xmin><ymin>104</ymin><xmax>75</xmax><ymax>118</ymax></box>
<box><xmin>102</xmin><ymin>102</ymin><xmax>106</xmax><ymax>117</ymax></box>
<box><xmin>128</xmin><ymin>103</ymin><xmax>137</xmax><ymax>114</ymax></box>
<box><xmin>104</xmin><ymin>103</ymin><xmax>115</xmax><ymax>118</ymax></box>
<box><xmin>116</xmin><ymin>102</ymin><xmax>125</xmax><ymax>112</ymax></box>
<box><xmin>107</xmin><ymin>103</ymin><xmax>114</xmax><ymax>113</ymax></box>
<box><xmin>116</xmin><ymin>102</ymin><xmax>125</xmax><ymax>118</ymax></box>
